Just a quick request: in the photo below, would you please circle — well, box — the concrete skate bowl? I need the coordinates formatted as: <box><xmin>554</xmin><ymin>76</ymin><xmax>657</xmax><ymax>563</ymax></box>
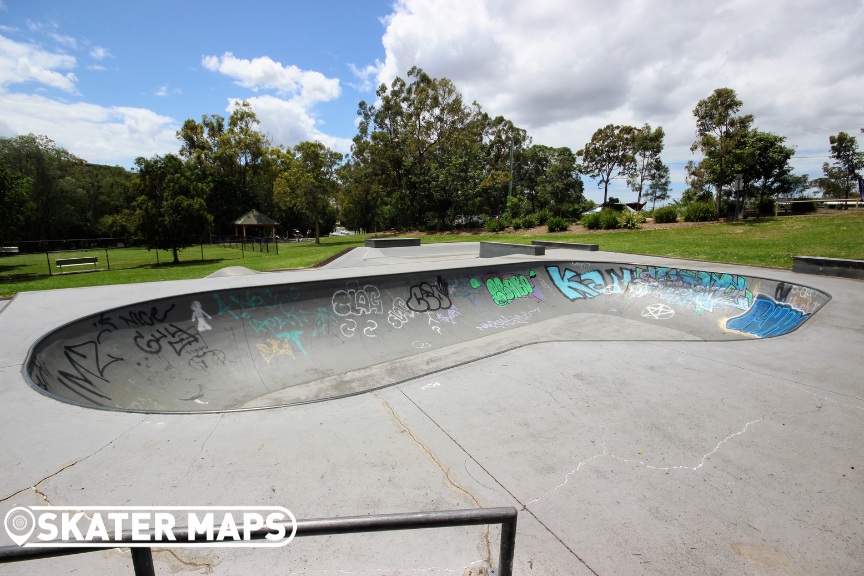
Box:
<box><xmin>24</xmin><ymin>261</ymin><xmax>831</xmax><ymax>414</ymax></box>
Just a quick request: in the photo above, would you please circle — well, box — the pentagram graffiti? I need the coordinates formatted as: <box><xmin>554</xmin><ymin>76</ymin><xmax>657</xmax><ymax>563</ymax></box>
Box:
<box><xmin>641</xmin><ymin>303</ymin><xmax>675</xmax><ymax>320</ymax></box>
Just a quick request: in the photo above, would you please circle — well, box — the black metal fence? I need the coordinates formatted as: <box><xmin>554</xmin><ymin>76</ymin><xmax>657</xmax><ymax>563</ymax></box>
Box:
<box><xmin>0</xmin><ymin>507</ymin><xmax>517</xmax><ymax>576</ymax></box>
<box><xmin>209</xmin><ymin>234</ymin><xmax>282</xmax><ymax>254</ymax></box>
<box><xmin>4</xmin><ymin>237</ymin><xmax>128</xmax><ymax>254</ymax></box>
<box><xmin>0</xmin><ymin>236</ymin><xmax>292</xmax><ymax>283</ymax></box>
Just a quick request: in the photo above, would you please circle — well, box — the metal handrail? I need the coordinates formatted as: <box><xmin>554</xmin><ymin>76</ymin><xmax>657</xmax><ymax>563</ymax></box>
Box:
<box><xmin>0</xmin><ymin>507</ymin><xmax>517</xmax><ymax>576</ymax></box>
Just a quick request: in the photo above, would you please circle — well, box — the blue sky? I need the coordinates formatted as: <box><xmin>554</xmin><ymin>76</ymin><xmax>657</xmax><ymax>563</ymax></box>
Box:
<box><xmin>1</xmin><ymin>0</ymin><xmax>863</xmax><ymax>204</ymax></box>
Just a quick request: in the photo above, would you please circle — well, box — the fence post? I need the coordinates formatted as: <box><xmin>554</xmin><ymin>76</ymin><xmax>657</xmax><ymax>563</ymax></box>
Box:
<box><xmin>105</xmin><ymin>248</ymin><xmax>110</xmax><ymax>271</ymax></box>
<box><xmin>129</xmin><ymin>548</ymin><xmax>155</xmax><ymax>576</ymax></box>
<box><xmin>46</xmin><ymin>252</ymin><xmax>52</xmax><ymax>276</ymax></box>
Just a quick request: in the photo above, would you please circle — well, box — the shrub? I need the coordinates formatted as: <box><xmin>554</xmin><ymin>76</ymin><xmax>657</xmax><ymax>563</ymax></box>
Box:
<box><xmin>581</xmin><ymin>212</ymin><xmax>602</xmax><ymax>230</ymax></box>
<box><xmin>620</xmin><ymin>211</ymin><xmax>645</xmax><ymax>230</ymax></box>
<box><xmin>682</xmin><ymin>202</ymin><xmax>718</xmax><ymax>222</ymax></box>
<box><xmin>757</xmin><ymin>198</ymin><xmax>776</xmax><ymax>216</ymax></box>
<box><xmin>519</xmin><ymin>213</ymin><xmax>537</xmax><ymax>228</ymax></box>
<box><xmin>532</xmin><ymin>210</ymin><xmax>549</xmax><ymax>225</ymax></box>
<box><xmin>484</xmin><ymin>218</ymin><xmax>505</xmax><ymax>232</ymax></box>
<box><xmin>546</xmin><ymin>216</ymin><xmax>569</xmax><ymax>232</ymax></box>
<box><xmin>791</xmin><ymin>200</ymin><xmax>817</xmax><ymax>214</ymax></box>
<box><xmin>598</xmin><ymin>209</ymin><xmax>621</xmax><ymax>230</ymax></box>
<box><xmin>653</xmin><ymin>206</ymin><xmax>678</xmax><ymax>224</ymax></box>
<box><xmin>506</xmin><ymin>195</ymin><xmax>529</xmax><ymax>218</ymax></box>
<box><xmin>511</xmin><ymin>218</ymin><xmax>523</xmax><ymax>230</ymax></box>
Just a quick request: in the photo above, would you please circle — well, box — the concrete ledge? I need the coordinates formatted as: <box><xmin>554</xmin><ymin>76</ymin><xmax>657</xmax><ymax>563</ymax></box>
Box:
<box><xmin>793</xmin><ymin>256</ymin><xmax>864</xmax><ymax>280</ymax></box>
<box><xmin>364</xmin><ymin>237</ymin><xmax>421</xmax><ymax>248</ymax></box>
<box><xmin>479</xmin><ymin>242</ymin><xmax>545</xmax><ymax>258</ymax></box>
<box><xmin>531</xmin><ymin>240</ymin><xmax>599</xmax><ymax>251</ymax></box>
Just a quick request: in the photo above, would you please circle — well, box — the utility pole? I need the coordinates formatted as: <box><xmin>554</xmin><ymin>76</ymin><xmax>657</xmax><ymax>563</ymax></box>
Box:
<box><xmin>508</xmin><ymin>139</ymin><xmax>514</xmax><ymax>198</ymax></box>
<box><xmin>731</xmin><ymin>173</ymin><xmax>743</xmax><ymax>221</ymax></box>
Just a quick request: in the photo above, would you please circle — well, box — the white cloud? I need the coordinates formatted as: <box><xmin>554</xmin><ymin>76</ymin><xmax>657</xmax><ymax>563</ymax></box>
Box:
<box><xmin>0</xmin><ymin>33</ymin><xmax>78</xmax><ymax>93</ymax></box>
<box><xmin>202</xmin><ymin>52</ymin><xmax>340</xmax><ymax>104</ymax></box>
<box><xmin>89</xmin><ymin>46</ymin><xmax>111</xmax><ymax>61</ymax></box>
<box><xmin>49</xmin><ymin>32</ymin><xmax>77</xmax><ymax>49</ymax></box>
<box><xmin>375</xmin><ymin>0</ymin><xmax>864</xmax><ymax>199</ymax></box>
<box><xmin>224</xmin><ymin>95</ymin><xmax>352</xmax><ymax>154</ymax></box>
<box><xmin>203</xmin><ymin>52</ymin><xmax>349</xmax><ymax>152</ymax></box>
<box><xmin>0</xmin><ymin>91</ymin><xmax>179</xmax><ymax>165</ymax></box>
<box><xmin>348</xmin><ymin>62</ymin><xmax>383</xmax><ymax>92</ymax></box>
<box><xmin>154</xmin><ymin>85</ymin><xmax>181</xmax><ymax>97</ymax></box>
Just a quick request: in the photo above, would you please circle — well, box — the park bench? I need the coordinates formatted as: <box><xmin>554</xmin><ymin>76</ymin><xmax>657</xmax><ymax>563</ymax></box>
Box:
<box><xmin>0</xmin><ymin>247</ymin><xmax>18</xmax><ymax>255</ymax></box>
<box><xmin>56</xmin><ymin>256</ymin><xmax>98</xmax><ymax>273</ymax></box>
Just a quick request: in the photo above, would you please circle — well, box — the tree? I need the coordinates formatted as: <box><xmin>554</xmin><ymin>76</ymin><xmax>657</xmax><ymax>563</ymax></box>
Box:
<box><xmin>177</xmin><ymin>101</ymin><xmax>272</xmax><ymax>233</ymax></box>
<box><xmin>691</xmin><ymin>88</ymin><xmax>754</xmax><ymax>217</ymax></box>
<box><xmin>352</xmin><ymin>67</ymin><xmax>486</xmax><ymax>230</ymax></box>
<box><xmin>578</xmin><ymin>124</ymin><xmax>636</xmax><ymax>206</ymax></box>
<box><xmin>737</xmin><ymin>129</ymin><xmax>797</xmax><ymax>207</ymax></box>
<box><xmin>825</xmin><ymin>131</ymin><xmax>864</xmax><ymax>200</ymax></box>
<box><xmin>477</xmin><ymin>115</ymin><xmax>531</xmax><ymax>217</ymax></box>
<box><xmin>627</xmin><ymin>124</ymin><xmax>667</xmax><ymax>206</ymax></box>
<box><xmin>70</xmin><ymin>163</ymin><xmax>136</xmax><ymax>237</ymax></box>
<box><xmin>522</xmin><ymin>145</ymin><xmax>584</xmax><ymax>217</ymax></box>
<box><xmin>813</xmin><ymin>165</ymin><xmax>849</xmax><ymax>198</ymax></box>
<box><xmin>337</xmin><ymin>147</ymin><xmax>385</xmax><ymax>233</ymax></box>
<box><xmin>644</xmin><ymin>163</ymin><xmax>671</xmax><ymax>211</ymax></box>
<box><xmin>132</xmin><ymin>154</ymin><xmax>212</xmax><ymax>264</ymax></box>
<box><xmin>273</xmin><ymin>141</ymin><xmax>342</xmax><ymax>244</ymax></box>
<box><xmin>0</xmin><ymin>156</ymin><xmax>28</xmax><ymax>242</ymax></box>
<box><xmin>681</xmin><ymin>160</ymin><xmax>714</xmax><ymax>205</ymax></box>
<box><xmin>0</xmin><ymin>134</ymin><xmax>84</xmax><ymax>240</ymax></box>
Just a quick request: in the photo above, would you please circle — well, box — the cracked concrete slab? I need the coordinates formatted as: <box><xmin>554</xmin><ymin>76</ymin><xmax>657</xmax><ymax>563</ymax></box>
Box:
<box><xmin>0</xmin><ymin>246</ymin><xmax>861</xmax><ymax>575</ymax></box>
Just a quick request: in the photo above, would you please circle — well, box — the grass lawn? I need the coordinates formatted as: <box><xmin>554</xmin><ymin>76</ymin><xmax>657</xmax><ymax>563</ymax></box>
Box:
<box><xmin>1</xmin><ymin>212</ymin><xmax>862</xmax><ymax>298</ymax></box>
<box><xmin>421</xmin><ymin>212</ymin><xmax>864</xmax><ymax>268</ymax></box>
<box><xmin>0</xmin><ymin>240</ymin><xmax>360</xmax><ymax>297</ymax></box>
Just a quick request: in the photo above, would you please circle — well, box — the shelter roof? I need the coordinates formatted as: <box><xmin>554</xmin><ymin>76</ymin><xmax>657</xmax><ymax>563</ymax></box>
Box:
<box><xmin>233</xmin><ymin>209</ymin><xmax>279</xmax><ymax>226</ymax></box>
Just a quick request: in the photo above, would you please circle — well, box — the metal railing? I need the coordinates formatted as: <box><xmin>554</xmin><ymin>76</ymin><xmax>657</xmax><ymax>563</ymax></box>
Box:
<box><xmin>0</xmin><ymin>507</ymin><xmax>517</xmax><ymax>576</ymax></box>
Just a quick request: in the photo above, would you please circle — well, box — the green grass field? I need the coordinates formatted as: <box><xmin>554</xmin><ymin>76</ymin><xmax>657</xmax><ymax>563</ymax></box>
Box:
<box><xmin>1</xmin><ymin>212</ymin><xmax>862</xmax><ymax>298</ymax></box>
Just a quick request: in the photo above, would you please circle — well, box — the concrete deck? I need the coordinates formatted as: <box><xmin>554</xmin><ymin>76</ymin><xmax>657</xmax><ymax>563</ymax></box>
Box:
<box><xmin>0</xmin><ymin>245</ymin><xmax>862</xmax><ymax>575</ymax></box>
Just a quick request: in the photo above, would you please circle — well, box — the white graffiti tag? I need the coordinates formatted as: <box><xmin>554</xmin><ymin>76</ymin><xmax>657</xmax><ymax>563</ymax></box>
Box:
<box><xmin>641</xmin><ymin>303</ymin><xmax>675</xmax><ymax>320</ymax></box>
<box><xmin>332</xmin><ymin>283</ymin><xmax>383</xmax><ymax>317</ymax></box>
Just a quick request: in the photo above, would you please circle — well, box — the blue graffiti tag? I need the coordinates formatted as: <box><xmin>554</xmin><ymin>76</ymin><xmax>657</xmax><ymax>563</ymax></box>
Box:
<box><xmin>546</xmin><ymin>266</ymin><xmax>602</xmax><ymax>300</ymax></box>
<box><xmin>725</xmin><ymin>294</ymin><xmax>809</xmax><ymax>338</ymax></box>
<box><xmin>545</xmin><ymin>264</ymin><xmax>754</xmax><ymax>314</ymax></box>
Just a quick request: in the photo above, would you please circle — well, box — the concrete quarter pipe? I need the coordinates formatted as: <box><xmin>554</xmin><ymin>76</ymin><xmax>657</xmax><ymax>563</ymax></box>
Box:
<box><xmin>25</xmin><ymin>261</ymin><xmax>830</xmax><ymax>413</ymax></box>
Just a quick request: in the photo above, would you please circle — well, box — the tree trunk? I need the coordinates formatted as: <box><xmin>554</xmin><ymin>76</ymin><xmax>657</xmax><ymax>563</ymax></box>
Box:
<box><xmin>716</xmin><ymin>184</ymin><xmax>722</xmax><ymax>220</ymax></box>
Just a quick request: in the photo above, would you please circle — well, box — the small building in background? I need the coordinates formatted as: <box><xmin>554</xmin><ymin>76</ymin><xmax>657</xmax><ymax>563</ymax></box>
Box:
<box><xmin>233</xmin><ymin>209</ymin><xmax>279</xmax><ymax>239</ymax></box>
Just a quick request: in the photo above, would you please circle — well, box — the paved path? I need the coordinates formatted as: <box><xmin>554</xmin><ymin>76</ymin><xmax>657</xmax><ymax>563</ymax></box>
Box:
<box><xmin>0</xmin><ymin>246</ymin><xmax>861</xmax><ymax>575</ymax></box>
